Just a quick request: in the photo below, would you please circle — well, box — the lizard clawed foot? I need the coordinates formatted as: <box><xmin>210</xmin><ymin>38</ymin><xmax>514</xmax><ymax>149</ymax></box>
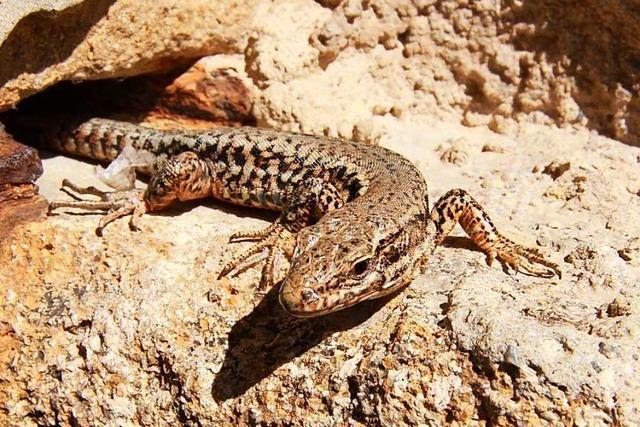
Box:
<box><xmin>485</xmin><ymin>235</ymin><xmax>561</xmax><ymax>279</ymax></box>
<box><xmin>218</xmin><ymin>222</ymin><xmax>296</xmax><ymax>289</ymax></box>
<box><xmin>48</xmin><ymin>179</ymin><xmax>147</xmax><ymax>236</ymax></box>
<box><xmin>431</xmin><ymin>189</ymin><xmax>561</xmax><ymax>280</ymax></box>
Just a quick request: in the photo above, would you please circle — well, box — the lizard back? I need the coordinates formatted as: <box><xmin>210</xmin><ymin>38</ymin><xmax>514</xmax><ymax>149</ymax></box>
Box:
<box><xmin>48</xmin><ymin>119</ymin><xmax>429</xmax><ymax>220</ymax></box>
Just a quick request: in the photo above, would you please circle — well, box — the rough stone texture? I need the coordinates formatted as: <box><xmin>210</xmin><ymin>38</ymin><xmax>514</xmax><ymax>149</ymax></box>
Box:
<box><xmin>250</xmin><ymin>0</ymin><xmax>640</xmax><ymax>145</ymax></box>
<box><xmin>0</xmin><ymin>186</ymin><xmax>47</xmax><ymax>241</ymax></box>
<box><xmin>2</xmin><ymin>0</ymin><xmax>640</xmax><ymax>425</ymax></box>
<box><xmin>139</xmin><ymin>57</ymin><xmax>255</xmax><ymax>128</ymax></box>
<box><xmin>0</xmin><ymin>127</ymin><xmax>42</xmax><ymax>185</ymax></box>
<box><xmin>0</xmin><ymin>0</ymin><xmax>258</xmax><ymax>111</ymax></box>
<box><xmin>0</xmin><ymin>126</ymin><xmax>46</xmax><ymax>241</ymax></box>
<box><xmin>2</xmin><ymin>122</ymin><xmax>639</xmax><ymax>425</ymax></box>
<box><xmin>2</xmin><ymin>0</ymin><xmax>639</xmax><ymax>143</ymax></box>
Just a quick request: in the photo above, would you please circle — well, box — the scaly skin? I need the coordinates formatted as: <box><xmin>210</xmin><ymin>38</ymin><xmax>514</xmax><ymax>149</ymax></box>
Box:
<box><xmin>43</xmin><ymin>118</ymin><xmax>560</xmax><ymax>317</ymax></box>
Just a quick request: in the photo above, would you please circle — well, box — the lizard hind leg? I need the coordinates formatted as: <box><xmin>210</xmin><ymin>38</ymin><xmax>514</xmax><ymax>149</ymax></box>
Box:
<box><xmin>218</xmin><ymin>178</ymin><xmax>346</xmax><ymax>289</ymax></box>
<box><xmin>431</xmin><ymin>189</ymin><xmax>561</xmax><ymax>278</ymax></box>
<box><xmin>58</xmin><ymin>178</ymin><xmax>110</xmax><ymax>199</ymax></box>
<box><xmin>218</xmin><ymin>222</ymin><xmax>296</xmax><ymax>289</ymax></box>
<box><xmin>48</xmin><ymin>179</ymin><xmax>147</xmax><ymax>236</ymax></box>
<box><xmin>228</xmin><ymin>222</ymin><xmax>281</xmax><ymax>243</ymax></box>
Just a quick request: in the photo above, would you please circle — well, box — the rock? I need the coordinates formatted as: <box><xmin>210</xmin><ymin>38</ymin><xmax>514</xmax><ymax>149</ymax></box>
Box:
<box><xmin>2</xmin><ymin>122</ymin><xmax>639</xmax><ymax>424</ymax></box>
<box><xmin>251</xmin><ymin>0</ymin><xmax>640</xmax><ymax>144</ymax></box>
<box><xmin>481</xmin><ymin>143</ymin><xmax>506</xmax><ymax>153</ymax></box>
<box><xmin>2</xmin><ymin>0</ymin><xmax>640</xmax><ymax>425</ymax></box>
<box><xmin>437</xmin><ymin>139</ymin><xmax>469</xmax><ymax>166</ymax></box>
<box><xmin>542</xmin><ymin>161</ymin><xmax>571</xmax><ymax>180</ymax></box>
<box><xmin>618</xmin><ymin>237</ymin><xmax>640</xmax><ymax>264</ymax></box>
<box><xmin>0</xmin><ymin>127</ymin><xmax>42</xmax><ymax>185</ymax></box>
<box><xmin>603</xmin><ymin>297</ymin><xmax>632</xmax><ymax>318</ymax></box>
<box><xmin>4</xmin><ymin>0</ymin><xmax>640</xmax><ymax>143</ymax></box>
<box><xmin>143</xmin><ymin>57</ymin><xmax>255</xmax><ymax>128</ymax></box>
<box><xmin>0</xmin><ymin>185</ymin><xmax>47</xmax><ymax>241</ymax></box>
<box><xmin>0</xmin><ymin>0</ymin><xmax>258</xmax><ymax>110</ymax></box>
<box><xmin>0</xmin><ymin>127</ymin><xmax>46</xmax><ymax>240</ymax></box>
<box><xmin>3</xmin><ymin>55</ymin><xmax>255</xmax><ymax>133</ymax></box>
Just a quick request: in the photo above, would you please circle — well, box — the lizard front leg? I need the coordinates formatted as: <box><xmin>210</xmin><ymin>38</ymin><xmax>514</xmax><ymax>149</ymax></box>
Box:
<box><xmin>431</xmin><ymin>189</ymin><xmax>561</xmax><ymax>278</ymax></box>
<box><xmin>219</xmin><ymin>178</ymin><xmax>345</xmax><ymax>289</ymax></box>
<box><xmin>48</xmin><ymin>151</ymin><xmax>213</xmax><ymax>235</ymax></box>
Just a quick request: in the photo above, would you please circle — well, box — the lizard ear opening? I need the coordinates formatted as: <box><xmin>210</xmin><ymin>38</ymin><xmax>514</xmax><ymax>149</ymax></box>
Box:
<box><xmin>386</xmin><ymin>246</ymin><xmax>400</xmax><ymax>263</ymax></box>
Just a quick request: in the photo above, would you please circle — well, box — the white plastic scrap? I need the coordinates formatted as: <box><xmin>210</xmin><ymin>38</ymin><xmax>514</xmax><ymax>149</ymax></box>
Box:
<box><xmin>95</xmin><ymin>145</ymin><xmax>155</xmax><ymax>190</ymax></box>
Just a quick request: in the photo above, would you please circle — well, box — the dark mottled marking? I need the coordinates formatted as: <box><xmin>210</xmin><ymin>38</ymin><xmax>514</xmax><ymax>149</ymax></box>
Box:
<box><xmin>250</xmin><ymin>146</ymin><xmax>262</xmax><ymax>158</ymax></box>
<box><xmin>346</xmin><ymin>179</ymin><xmax>363</xmax><ymax>199</ymax></box>
<box><xmin>231</xmin><ymin>146</ymin><xmax>245</xmax><ymax>166</ymax></box>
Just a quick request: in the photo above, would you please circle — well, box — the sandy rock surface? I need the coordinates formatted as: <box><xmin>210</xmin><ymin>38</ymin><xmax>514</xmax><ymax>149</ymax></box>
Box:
<box><xmin>251</xmin><ymin>0</ymin><xmax>640</xmax><ymax>145</ymax></box>
<box><xmin>2</xmin><ymin>0</ymin><xmax>640</xmax><ymax>425</ymax></box>
<box><xmin>2</xmin><ymin>123</ymin><xmax>639</xmax><ymax>425</ymax></box>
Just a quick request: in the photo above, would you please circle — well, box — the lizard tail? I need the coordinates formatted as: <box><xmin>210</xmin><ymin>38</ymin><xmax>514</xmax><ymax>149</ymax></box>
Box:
<box><xmin>2</xmin><ymin>114</ymin><xmax>162</xmax><ymax>163</ymax></box>
<box><xmin>3</xmin><ymin>113</ymin><xmax>125</xmax><ymax>162</ymax></box>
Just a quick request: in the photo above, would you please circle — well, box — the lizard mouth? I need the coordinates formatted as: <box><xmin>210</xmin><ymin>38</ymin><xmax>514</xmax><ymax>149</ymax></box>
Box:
<box><xmin>279</xmin><ymin>272</ymin><xmax>386</xmax><ymax>317</ymax></box>
<box><xmin>278</xmin><ymin>287</ymin><xmax>328</xmax><ymax>317</ymax></box>
<box><xmin>278</xmin><ymin>296</ymin><xmax>353</xmax><ymax>318</ymax></box>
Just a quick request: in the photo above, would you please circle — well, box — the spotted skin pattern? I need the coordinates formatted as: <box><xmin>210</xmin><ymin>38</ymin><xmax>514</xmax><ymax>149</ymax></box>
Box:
<box><xmin>45</xmin><ymin>118</ymin><xmax>560</xmax><ymax>317</ymax></box>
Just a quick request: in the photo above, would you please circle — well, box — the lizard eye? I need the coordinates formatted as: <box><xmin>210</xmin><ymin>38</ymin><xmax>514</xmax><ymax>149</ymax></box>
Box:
<box><xmin>352</xmin><ymin>259</ymin><xmax>370</xmax><ymax>277</ymax></box>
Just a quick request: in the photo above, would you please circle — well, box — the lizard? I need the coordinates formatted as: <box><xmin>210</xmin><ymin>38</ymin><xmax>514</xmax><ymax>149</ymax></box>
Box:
<box><xmin>35</xmin><ymin>118</ymin><xmax>560</xmax><ymax>317</ymax></box>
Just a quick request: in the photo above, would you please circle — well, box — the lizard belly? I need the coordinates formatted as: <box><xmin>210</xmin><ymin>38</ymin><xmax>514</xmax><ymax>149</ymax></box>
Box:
<box><xmin>213</xmin><ymin>182</ymin><xmax>285</xmax><ymax>211</ymax></box>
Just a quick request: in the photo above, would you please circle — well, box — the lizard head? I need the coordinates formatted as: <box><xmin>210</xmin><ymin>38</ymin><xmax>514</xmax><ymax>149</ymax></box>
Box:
<box><xmin>279</xmin><ymin>214</ymin><xmax>431</xmax><ymax>317</ymax></box>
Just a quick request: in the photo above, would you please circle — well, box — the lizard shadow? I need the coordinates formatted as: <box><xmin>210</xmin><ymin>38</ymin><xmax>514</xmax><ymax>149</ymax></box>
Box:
<box><xmin>211</xmin><ymin>285</ymin><xmax>401</xmax><ymax>401</ymax></box>
<box><xmin>441</xmin><ymin>235</ymin><xmax>483</xmax><ymax>253</ymax></box>
<box><xmin>153</xmin><ymin>198</ymin><xmax>277</xmax><ymax>222</ymax></box>
<box><xmin>46</xmin><ymin>175</ymin><xmax>278</xmax><ymax>223</ymax></box>
<box><xmin>45</xmin><ymin>198</ymin><xmax>277</xmax><ymax>227</ymax></box>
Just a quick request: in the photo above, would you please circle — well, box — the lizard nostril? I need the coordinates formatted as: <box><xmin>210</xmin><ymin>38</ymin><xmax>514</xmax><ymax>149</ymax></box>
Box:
<box><xmin>301</xmin><ymin>288</ymin><xmax>319</xmax><ymax>303</ymax></box>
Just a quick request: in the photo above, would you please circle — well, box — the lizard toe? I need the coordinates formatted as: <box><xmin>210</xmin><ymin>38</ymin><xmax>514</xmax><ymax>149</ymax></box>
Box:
<box><xmin>491</xmin><ymin>236</ymin><xmax>560</xmax><ymax>279</ymax></box>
